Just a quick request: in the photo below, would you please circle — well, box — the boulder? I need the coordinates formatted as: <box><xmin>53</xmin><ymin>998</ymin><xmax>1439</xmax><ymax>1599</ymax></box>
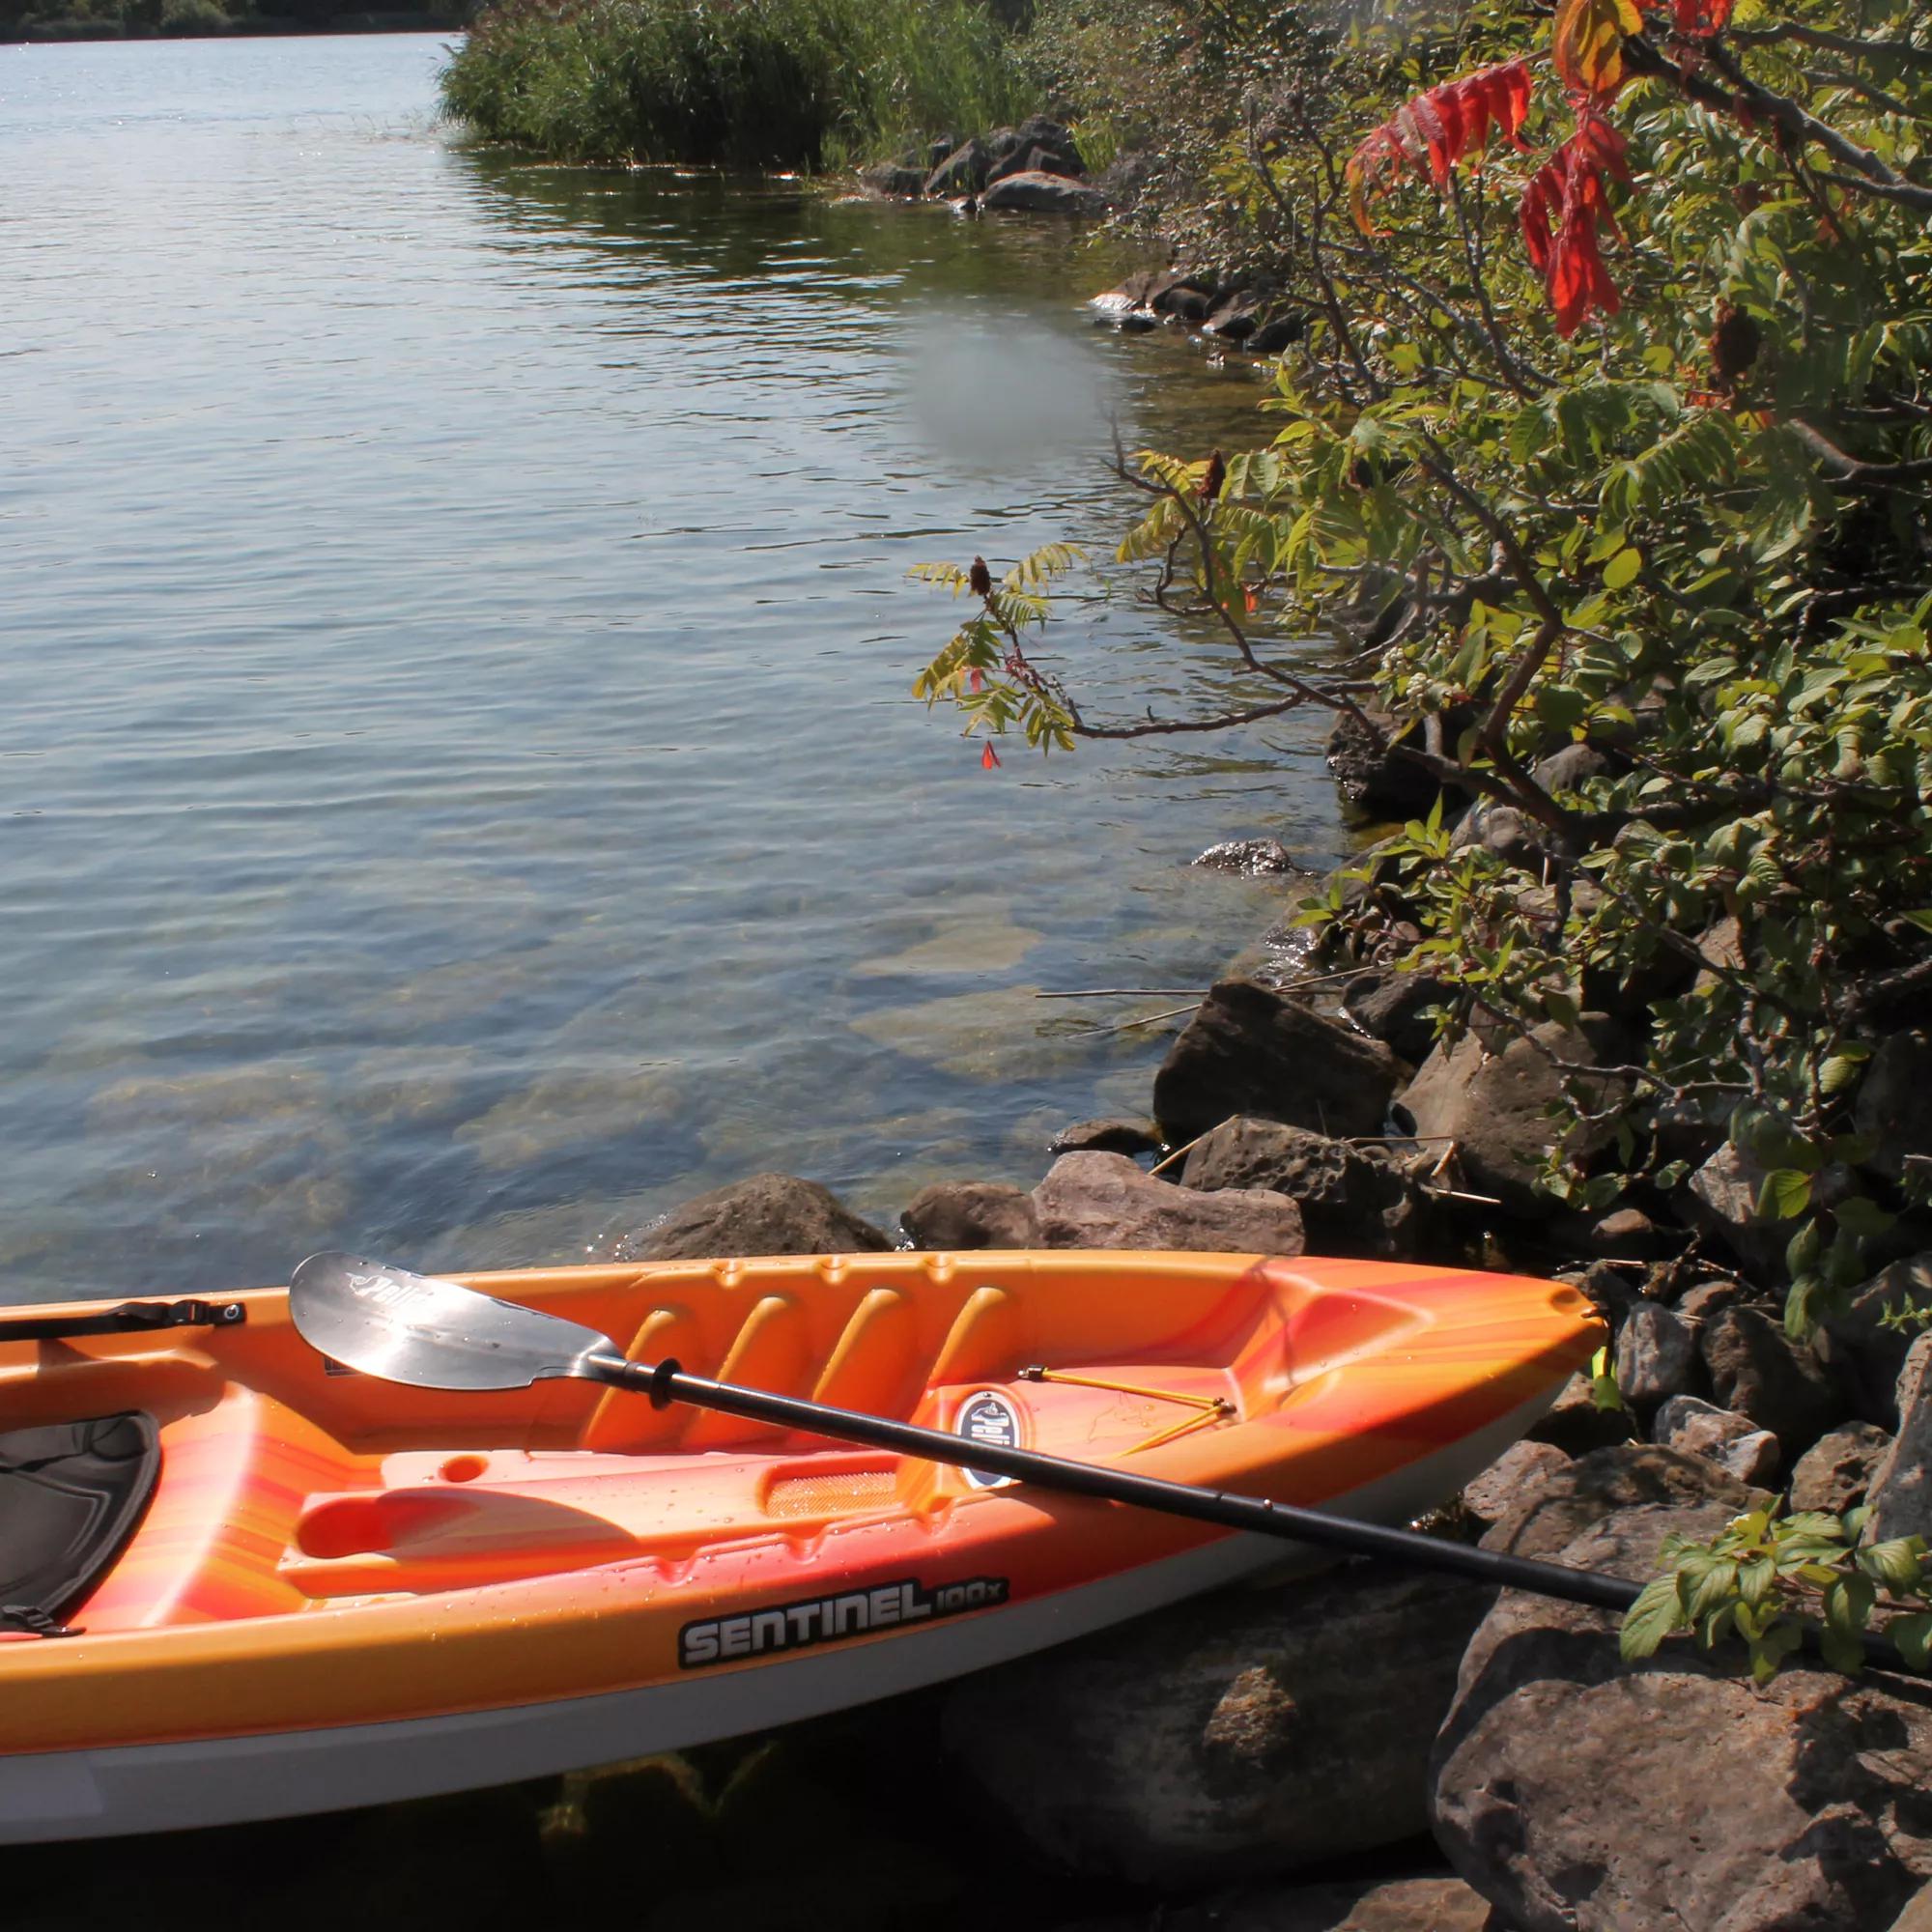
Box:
<box><xmin>1153</xmin><ymin>979</ymin><xmax>1402</xmax><ymax>1147</ymax></box>
<box><xmin>1684</xmin><ymin>1141</ymin><xmax>1789</xmax><ymax>1279</ymax></box>
<box><xmin>924</xmin><ymin>137</ymin><xmax>990</xmax><ymax>197</ymax></box>
<box><xmin>944</xmin><ymin>1560</ymin><xmax>1494</xmax><ymax>1889</ymax></box>
<box><xmin>980</xmin><ymin>171</ymin><xmax>1109</xmax><ymax>216</ymax></box>
<box><xmin>900</xmin><ymin>1179</ymin><xmax>1038</xmax><ymax>1251</ymax></box>
<box><xmin>1855</xmin><ymin>1031</ymin><xmax>1932</xmax><ymax>1182</ymax></box>
<box><xmin>1819</xmin><ymin>1254</ymin><xmax>1932</xmax><ymax>1426</ymax></box>
<box><xmin>1325</xmin><ymin>708</ymin><xmax>1450</xmax><ymax>818</ymax></box>
<box><xmin>1865</xmin><ymin>1334</ymin><xmax>1932</xmax><ymax>1541</ymax></box>
<box><xmin>1529</xmin><ymin>742</ymin><xmax>1613</xmax><ymax>796</ymax></box>
<box><xmin>1009</xmin><ymin>114</ymin><xmax>1085</xmax><ymax>174</ymax></box>
<box><xmin>1069</xmin><ymin>1874</ymin><xmax>1496</xmax><ymax>1932</ymax></box>
<box><xmin>1700</xmin><ymin>1304</ymin><xmax>1843</xmax><ymax>1454</ymax></box>
<box><xmin>1180</xmin><ymin>1117</ymin><xmax>1421</xmax><ymax>1259</ymax></box>
<box><xmin>1448</xmin><ymin>800</ymin><xmax>1548</xmax><ymax>872</ymax></box>
<box><xmin>1651</xmin><ymin>1393</ymin><xmax>1780</xmax><ymax>1486</ymax></box>
<box><xmin>1790</xmin><ymin>1420</ymin><xmax>1894</xmax><ymax>1515</ymax></box>
<box><xmin>1434</xmin><ymin>1445</ymin><xmax>1932</xmax><ymax>1932</ymax></box>
<box><xmin>1524</xmin><ymin>1371</ymin><xmax>1636</xmax><ymax>1456</ymax></box>
<box><xmin>1587</xmin><ymin>1206</ymin><xmax>1668</xmax><ymax>1259</ymax></box>
<box><xmin>1204</xmin><ymin>296</ymin><xmax>1261</xmax><ymax>342</ymax></box>
<box><xmin>1394</xmin><ymin>1019</ymin><xmax>1627</xmax><ymax>1217</ymax></box>
<box><xmin>1892</xmin><ymin>1885</ymin><xmax>1932</xmax><ymax>1932</ymax></box>
<box><xmin>1153</xmin><ymin>278</ymin><xmax>1217</xmax><ymax>322</ymax></box>
<box><xmin>1048</xmin><ymin>1117</ymin><xmax>1162</xmax><ymax>1157</ymax></box>
<box><xmin>1613</xmin><ymin>1302</ymin><xmax>1700</xmax><ymax>1408</ymax></box>
<box><xmin>1031</xmin><ymin>1151</ymin><xmax>1304</xmax><ymax>1256</ymax></box>
<box><xmin>617</xmin><ymin>1173</ymin><xmax>891</xmax><ymax>1262</ymax></box>
<box><xmin>1460</xmin><ymin>1438</ymin><xmax>1571</xmax><ymax>1529</ymax></box>
<box><xmin>860</xmin><ymin>161</ymin><xmax>926</xmax><ymax>196</ymax></box>
<box><xmin>925</xmin><ymin>132</ymin><xmax>961</xmax><ymax>171</ymax></box>
<box><xmin>1340</xmin><ymin>970</ymin><xmax>1451</xmax><ymax>1064</ymax></box>
<box><xmin>1246</xmin><ymin>311</ymin><xmax>1307</xmax><ymax>355</ymax></box>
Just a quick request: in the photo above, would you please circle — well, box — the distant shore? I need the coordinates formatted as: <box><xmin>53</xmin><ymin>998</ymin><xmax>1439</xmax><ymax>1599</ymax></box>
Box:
<box><xmin>4</xmin><ymin>12</ymin><xmax>464</xmax><ymax>41</ymax></box>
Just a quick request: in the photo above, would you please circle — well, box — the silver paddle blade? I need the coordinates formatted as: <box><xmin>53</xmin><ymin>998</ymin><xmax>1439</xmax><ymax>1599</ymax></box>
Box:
<box><xmin>288</xmin><ymin>1251</ymin><xmax>620</xmax><ymax>1392</ymax></box>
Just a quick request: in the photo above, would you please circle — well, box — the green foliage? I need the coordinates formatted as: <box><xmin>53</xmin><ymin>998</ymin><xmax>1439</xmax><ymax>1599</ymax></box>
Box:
<box><xmin>1621</xmin><ymin>1502</ymin><xmax>1932</xmax><ymax>1684</ymax></box>
<box><xmin>440</xmin><ymin>0</ymin><xmax>1037</xmax><ymax>169</ymax></box>
<box><xmin>916</xmin><ymin>0</ymin><xmax>1932</xmax><ymax>1332</ymax></box>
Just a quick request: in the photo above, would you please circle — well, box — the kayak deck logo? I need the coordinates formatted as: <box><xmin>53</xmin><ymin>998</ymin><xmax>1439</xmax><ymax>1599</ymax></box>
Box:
<box><xmin>679</xmin><ymin>1576</ymin><xmax>1009</xmax><ymax>1669</ymax></box>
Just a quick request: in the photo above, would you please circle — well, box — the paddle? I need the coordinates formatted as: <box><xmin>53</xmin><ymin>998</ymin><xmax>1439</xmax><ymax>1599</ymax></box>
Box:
<box><xmin>288</xmin><ymin>1249</ymin><xmax>1646</xmax><ymax>1615</ymax></box>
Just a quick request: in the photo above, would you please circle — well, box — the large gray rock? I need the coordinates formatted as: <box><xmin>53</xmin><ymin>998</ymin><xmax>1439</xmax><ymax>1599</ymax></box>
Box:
<box><xmin>1700</xmin><ymin>1303</ymin><xmax>1843</xmax><ymax>1454</ymax></box>
<box><xmin>924</xmin><ymin>136</ymin><xmax>989</xmax><ymax>196</ymax></box>
<box><xmin>1684</xmin><ymin>1140</ymin><xmax>1789</xmax><ymax>1279</ymax></box>
<box><xmin>1460</xmin><ymin>1438</ymin><xmax>1571</xmax><ymax>1529</ymax></box>
<box><xmin>980</xmin><ymin>172</ymin><xmax>1109</xmax><ymax>215</ymax></box>
<box><xmin>1068</xmin><ymin>1874</ymin><xmax>1495</xmax><ymax>1932</ymax></box>
<box><xmin>944</xmin><ymin>1561</ymin><xmax>1493</xmax><ymax>1889</ymax></box>
<box><xmin>1180</xmin><ymin>1116</ymin><xmax>1421</xmax><ymax>1259</ymax></box>
<box><xmin>1865</xmin><ymin>1334</ymin><xmax>1932</xmax><ymax>1541</ymax></box>
<box><xmin>1435</xmin><ymin>1445</ymin><xmax>1932</xmax><ymax>1932</ymax></box>
<box><xmin>1856</xmin><ymin>1032</ymin><xmax>1932</xmax><ymax>1182</ymax></box>
<box><xmin>1396</xmin><ymin>1019</ymin><xmax>1626</xmax><ymax>1217</ymax></box>
<box><xmin>1790</xmin><ymin>1420</ymin><xmax>1894</xmax><ymax>1515</ymax></box>
<box><xmin>1340</xmin><ymin>969</ymin><xmax>1452</xmax><ymax>1064</ymax></box>
<box><xmin>1032</xmin><ymin>1151</ymin><xmax>1305</xmax><ymax>1255</ymax></box>
<box><xmin>900</xmin><ymin>1179</ymin><xmax>1038</xmax><ymax>1251</ymax></box>
<box><xmin>1819</xmin><ymin>1254</ymin><xmax>1932</xmax><ymax>1427</ymax></box>
<box><xmin>1153</xmin><ymin>979</ymin><xmax>1401</xmax><ymax>1147</ymax></box>
<box><xmin>618</xmin><ymin>1173</ymin><xmax>892</xmax><ymax>1262</ymax></box>
<box><xmin>1613</xmin><ymin>1302</ymin><xmax>1700</xmax><ymax>1408</ymax></box>
<box><xmin>860</xmin><ymin>160</ymin><xmax>925</xmax><ymax>196</ymax></box>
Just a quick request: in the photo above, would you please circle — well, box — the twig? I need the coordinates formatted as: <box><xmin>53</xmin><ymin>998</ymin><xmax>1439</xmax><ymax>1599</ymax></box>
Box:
<box><xmin>1148</xmin><ymin>1130</ymin><xmax>1211</xmax><ymax>1179</ymax></box>
<box><xmin>1037</xmin><ymin>987</ymin><xmax>1203</xmax><ymax>1000</ymax></box>
<box><xmin>1065</xmin><ymin>1004</ymin><xmax>1200</xmax><ymax>1038</ymax></box>
<box><xmin>1420</xmin><ymin>1186</ymin><xmax>1507</xmax><ymax>1207</ymax></box>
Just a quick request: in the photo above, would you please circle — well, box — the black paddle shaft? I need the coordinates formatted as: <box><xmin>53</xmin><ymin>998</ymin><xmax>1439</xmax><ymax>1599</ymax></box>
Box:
<box><xmin>596</xmin><ymin>1354</ymin><xmax>1644</xmax><ymax>1615</ymax></box>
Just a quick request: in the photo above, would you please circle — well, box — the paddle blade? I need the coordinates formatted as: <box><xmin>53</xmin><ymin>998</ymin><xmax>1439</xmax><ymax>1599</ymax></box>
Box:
<box><xmin>288</xmin><ymin>1252</ymin><xmax>619</xmax><ymax>1392</ymax></box>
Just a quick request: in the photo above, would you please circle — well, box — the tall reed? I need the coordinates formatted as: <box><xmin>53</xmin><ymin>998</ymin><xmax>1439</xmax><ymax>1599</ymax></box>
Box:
<box><xmin>440</xmin><ymin>0</ymin><xmax>1037</xmax><ymax>169</ymax></box>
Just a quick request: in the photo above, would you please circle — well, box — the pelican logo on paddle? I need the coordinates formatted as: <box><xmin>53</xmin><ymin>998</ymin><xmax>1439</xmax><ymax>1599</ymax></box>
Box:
<box><xmin>679</xmin><ymin>1576</ymin><xmax>1009</xmax><ymax>1669</ymax></box>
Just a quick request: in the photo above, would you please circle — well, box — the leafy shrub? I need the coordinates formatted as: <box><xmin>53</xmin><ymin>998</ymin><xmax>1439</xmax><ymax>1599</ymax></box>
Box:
<box><xmin>440</xmin><ymin>0</ymin><xmax>1037</xmax><ymax>168</ymax></box>
<box><xmin>917</xmin><ymin>0</ymin><xmax>1932</xmax><ymax>1332</ymax></box>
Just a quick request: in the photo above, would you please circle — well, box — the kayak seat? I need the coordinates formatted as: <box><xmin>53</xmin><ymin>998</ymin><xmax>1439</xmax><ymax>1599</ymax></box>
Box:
<box><xmin>0</xmin><ymin>1412</ymin><xmax>159</xmax><ymax>1634</ymax></box>
<box><xmin>75</xmin><ymin>1384</ymin><xmax>360</xmax><ymax>1631</ymax></box>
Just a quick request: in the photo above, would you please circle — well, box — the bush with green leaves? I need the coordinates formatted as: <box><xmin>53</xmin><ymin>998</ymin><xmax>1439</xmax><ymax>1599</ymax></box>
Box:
<box><xmin>917</xmin><ymin>0</ymin><xmax>1932</xmax><ymax>1333</ymax></box>
<box><xmin>440</xmin><ymin>0</ymin><xmax>1037</xmax><ymax>169</ymax></box>
<box><xmin>1622</xmin><ymin>1501</ymin><xmax>1932</xmax><ymax>1683</ymax></box>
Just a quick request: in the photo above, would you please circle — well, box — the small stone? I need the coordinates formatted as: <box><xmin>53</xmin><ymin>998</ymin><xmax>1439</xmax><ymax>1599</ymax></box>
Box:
<box><xmin>1790</xmin><ymin>1421</ymin><xmax>1894</xmax><ymax>1515</ymax></box>
<box><xmin>1653</xmin><ymin>1394</ymin><xmax>1782</xmax><ymax>1487</ymax></box>
<box><xmin>1675</xmin><ymin>1278</ymin><xmax>1742</xmax><ymax>1324</ymax></box>
<box><xmin>1614</xmin><ymin>1302</ymin><xmax>1700</xmax><ymax>1408</ymax></box>
<box><xmin>1589</xmin><ymin>1207</ymin><xmax>1666</xmax><ymax>1259</ymax></box>
<box><xmin>1685</xmin><ymin>1141</ymin><xmax>1789</xmax><ymax>1279</ymax></box>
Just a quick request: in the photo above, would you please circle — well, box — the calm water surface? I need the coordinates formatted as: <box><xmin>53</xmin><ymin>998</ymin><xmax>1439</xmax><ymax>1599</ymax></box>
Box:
<box><xmin>0</xmin><ymin>35</ymin><xmax>1342</xmax><ymax>1301</ymax></box>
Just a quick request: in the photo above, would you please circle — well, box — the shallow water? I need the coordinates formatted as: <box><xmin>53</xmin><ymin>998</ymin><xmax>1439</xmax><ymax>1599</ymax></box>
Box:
<box><xmin>0</xmin><ymin>34</ymin><xmax>1343</xmax><ymax>1301</ymax></box>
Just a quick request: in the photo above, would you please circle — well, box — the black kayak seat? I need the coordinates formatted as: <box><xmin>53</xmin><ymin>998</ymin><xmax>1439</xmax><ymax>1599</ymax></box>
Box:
<box><xmin>0</xmin><ymin>1412</ymin><xmax>160</xmax><ymax>1634</ymax></box>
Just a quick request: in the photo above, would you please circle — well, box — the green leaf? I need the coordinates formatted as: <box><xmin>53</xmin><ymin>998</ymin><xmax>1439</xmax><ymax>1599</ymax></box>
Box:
<box><xmin>1621</xmin><ymin>1575</ymin><xmax>1684</xmax><ymax>1661</ymax></box>
<box><xmin>1749</xmin><ymin>1619</ymin><xmax>1804</xmax><ymax>1686</ymax></box>
<box><xmin>1889</xmin><ymin>1612</ymin><xmax>1932</xmax><ymax>1672</ymax></box>
<box><xmin>1758</xmin><ymin>1169</ymin><xmax>1814</xmax><ymax>1220</ymax></box>
<box><xmin>1858</xmin><ymin>1538</ymin><xmax>1925</xmax><ymax>1595</ymax></box>
<box><xmin>1602</xmin><ymin>547</ymin><xmax>1642</xmax><ymax>591</ymax></box>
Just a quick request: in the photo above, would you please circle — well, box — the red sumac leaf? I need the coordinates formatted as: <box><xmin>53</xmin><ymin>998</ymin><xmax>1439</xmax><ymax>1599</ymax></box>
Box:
<box><xmin>1519</xmin><ymin>111</ymin><xmax>1632</xmax><ymax>336</ymax></box>
<box><xmin>1347</xmin><ymin>60</ymin><xmax>1533</xmax><ymax>230</ymax></box>
<box><xmin>980</xmin><ymin>742</ymin><xmax>1001</xmax><ymax>770</ymax></box>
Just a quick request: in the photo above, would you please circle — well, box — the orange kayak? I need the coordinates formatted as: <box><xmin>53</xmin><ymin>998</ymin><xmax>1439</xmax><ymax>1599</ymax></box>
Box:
<box><xmin>0</xmin><ymin>1248</ymin><xmax>1598</xmax><ymax>1840</ymax></box>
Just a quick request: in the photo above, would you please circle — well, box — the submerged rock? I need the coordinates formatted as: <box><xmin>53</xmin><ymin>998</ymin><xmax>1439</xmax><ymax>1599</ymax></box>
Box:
<box><xmin>617</xmin><ymin>1173</ymin><xmax>892</xmax><ymax>1262</ymax></box>
<box><xmin>1048</xmin><ymin>1117</ymin><xmax>1162</xmax><ymax>1156</ymax></box>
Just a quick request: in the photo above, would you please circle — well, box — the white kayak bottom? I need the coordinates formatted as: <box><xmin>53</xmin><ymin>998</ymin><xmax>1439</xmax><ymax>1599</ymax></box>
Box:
<box><xmin>0</xmin><ymin>1393</ymin><xmax>1550</xmax><ymax>1842</ymax></box>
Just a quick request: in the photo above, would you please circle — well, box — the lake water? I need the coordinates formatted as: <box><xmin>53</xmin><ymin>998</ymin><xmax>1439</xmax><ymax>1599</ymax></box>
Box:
<box><xmin>0</xmin><ymin>33</ymin><xmax>1343</xmax><ymax>1303</ymax></box>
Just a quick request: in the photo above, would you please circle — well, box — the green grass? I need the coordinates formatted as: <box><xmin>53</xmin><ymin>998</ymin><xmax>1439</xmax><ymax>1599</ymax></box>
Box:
<box><xmin>440</xmin><ymin>0</ymin><xmax>1039</xmax><ymax>169</ymax></box>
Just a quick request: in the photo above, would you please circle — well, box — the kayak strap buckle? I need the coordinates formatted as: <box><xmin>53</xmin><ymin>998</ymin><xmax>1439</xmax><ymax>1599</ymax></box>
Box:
<box><xmin>0</xmin><ymin>1605</ymin><xmax>82</xmax><ymax>1638</ymax></box>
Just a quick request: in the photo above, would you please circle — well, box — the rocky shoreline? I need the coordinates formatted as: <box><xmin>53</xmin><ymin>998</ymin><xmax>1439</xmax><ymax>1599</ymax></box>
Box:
<box><xmin>590</xmin><ymin>704</ymin><xmax>1932</xmax><ymax>1926</ymax></box>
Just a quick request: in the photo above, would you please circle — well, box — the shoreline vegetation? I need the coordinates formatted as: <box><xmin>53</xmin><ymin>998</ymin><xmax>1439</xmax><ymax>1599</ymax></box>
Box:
<box><xmin>3</xmin><ymin>0</ymin><xmax>468</xmax><ymax>40</ymax></box>
<box><xmin>438</xmin><ymin>0</ymin><xmax>1932</xmax><ymax>1922</ymax></box>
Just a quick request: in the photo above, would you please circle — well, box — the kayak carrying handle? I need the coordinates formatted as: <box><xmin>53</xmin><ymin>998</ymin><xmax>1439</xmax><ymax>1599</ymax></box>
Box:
<box><xmin>0</xmin><ymin>1299</ymin><xmax>248</xmax><ymax>1346</ymax></box>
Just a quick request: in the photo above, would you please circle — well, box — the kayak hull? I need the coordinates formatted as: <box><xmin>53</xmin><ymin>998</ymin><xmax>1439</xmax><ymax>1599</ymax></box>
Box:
<box><xmin>0</xmin><ymin>1249</ymin><xmax>1600</xmax><ymax>1839</ymax></box>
